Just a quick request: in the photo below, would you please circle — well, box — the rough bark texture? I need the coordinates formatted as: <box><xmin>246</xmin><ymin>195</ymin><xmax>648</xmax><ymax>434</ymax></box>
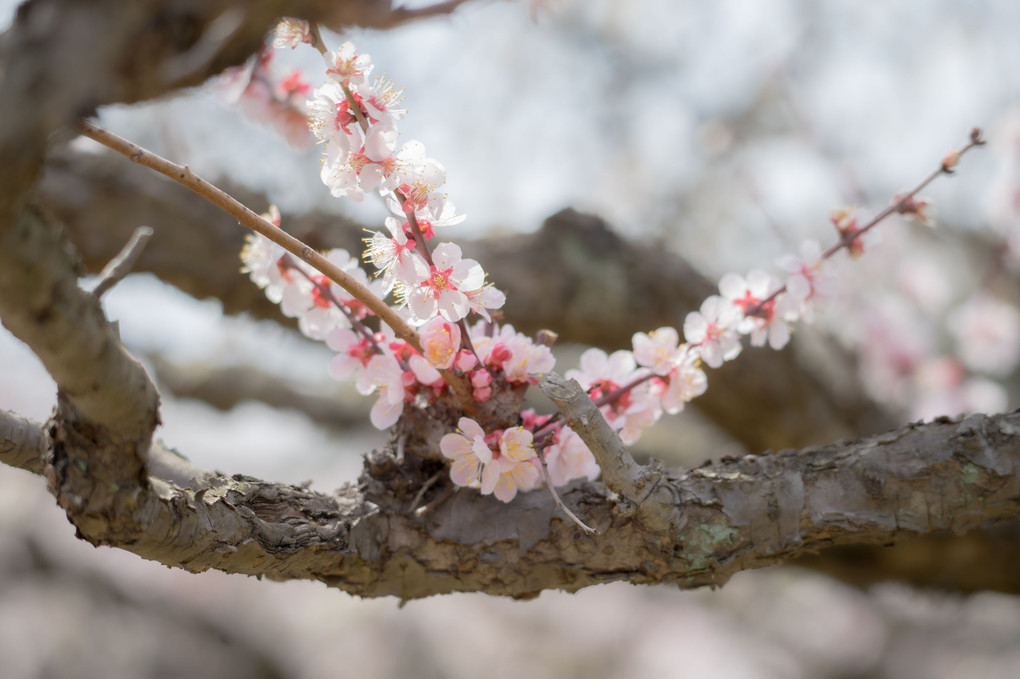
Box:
<box><xmin>2</xmin><ymin>0</ymin><xmax>1020</xmax><ymax>601</ymax></box>
<box><xmin>3</xmin><ymin>407</ymin><xmax>1019</xmax><ymax>600</ymax></box>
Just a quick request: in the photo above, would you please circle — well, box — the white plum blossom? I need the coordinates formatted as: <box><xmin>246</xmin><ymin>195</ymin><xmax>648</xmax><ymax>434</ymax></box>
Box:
<box><xmin>566</xmin><ymin>348</ymin><xmax>660</xmax><ymax>443</ymax></box>
<box><xmin>406</xmin><ymin>242</ymin><xmax>486</xmax><ymax>322</ymax></box>
<box><xmin>440</xmin><ymin>421</ymin><xmax>540</xmax><ymax>502</ymax></box>
<box><xmin>632</xmin><ymin>326</ymin><xmax>684</xmax><ymax>375</ymax></box>
<box><xmin>683</xmin><ymin>295</ymin><xmax>742</xmax><ymax>368</ymax></box>
<box><xmin>357</xmin><ymin>353</ymin><xmax>406</xmax><ymax>430</ymax></box>
<box><xmin>659</xmin><ymin>346</ymin><xmax>708</xmax><ymax>414</ymax></box>
<box><xmin>480</xmin><ymin>427</ymin><xmax>541</xmax><ymax>503</ymax></box>
<box><xmin>388</xmin><ymin>141</ymin><xmax>449</xmax><ymax>221</ymax></box>
<box><xmin>469</xmin><ymin>323</ymin><xmax>555</xmax><ymax>384</ymax></box>
<box><xmin>499</xmin><ymin>333</ymin><xmax>555</xmax><ymax>383</ymax></box>
<box><xmin>777</xmin><ymin>240</ymin><xmax>837</xmax><ymax>324</ymax></box>
<box><xmin>543</xmin><ymin>427</ymin><xmax>600</xmax><ymax>487</ymax></box>
<box><xmin>239</xmin><ymin>231</ymin><xmax>288</xmax><ymax>304</ymax></box>
<box><xmin>307</xmin><ymin>81</ymin><xmax>359</xmax><ymax>143</ymax></box>
<box><xmin>320</xmin><ymin>125</ymin><xmax>398</xmax><ymax>201</ymax></box>
<box><xmin>364</xmin><ymin>217</ymin><xmax>426</xmax><ymax>289</ymax></box>
<box><xmin>463</xmin><ymin>284</ymin><xmax>506</xmax><ymax>322</ymax></box>
<box><xmin>719</xmin><ymin>269</ymin><xmax>793</xmax><ymax>350</ymax></box>
<box><xmin>325</xmin><ymin>41</ymin><xmax>372</xmax><ymax>87</ymax></box>
<box><xmin>325</xmin><ymin>328</ymin><xmax>377</xmax><ymax>383</ymax></box>
<box><xmin>439</xmin><ymin>417</ymin><xmax>491</xmax><ymax>488</ymax></box>
<box><xmin>272</xmin><ymin>18</ymin><xmax>311</xmax><ymax>49</ymax></box>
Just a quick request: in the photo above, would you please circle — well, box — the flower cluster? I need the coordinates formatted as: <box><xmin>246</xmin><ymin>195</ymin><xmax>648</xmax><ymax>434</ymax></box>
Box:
<box><xmin>305</xmin><ymin>40</ymin><xmax>506</xmax><ymax>326</ymax></box>
<box><xmin>240</xmin><ymin>23</ymin><xmax>971</xmax><ymax>506</ymax></box>
<box><xmin>236</xmin><ymin>26</ymin><xmax>609</xmax><ymax>499</ymax></box>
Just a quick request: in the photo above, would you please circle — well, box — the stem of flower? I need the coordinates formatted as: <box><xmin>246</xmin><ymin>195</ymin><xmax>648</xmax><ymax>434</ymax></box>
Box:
<box><xmin>282</xmin><ymin>256</ymin><xmax>391</xmax><ymax>361</ymax></box>
<box><xmin>745</xmin><ymin>129</ymin><xmax>985</xmax><ymax>319</ymax></box>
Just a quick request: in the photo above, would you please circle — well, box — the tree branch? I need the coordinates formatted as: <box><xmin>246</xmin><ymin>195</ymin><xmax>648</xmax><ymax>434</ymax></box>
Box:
<box><xmin>3</xmin><ymin>405</ymin><xmax>1018</xmax><ymax>599</ymax></box>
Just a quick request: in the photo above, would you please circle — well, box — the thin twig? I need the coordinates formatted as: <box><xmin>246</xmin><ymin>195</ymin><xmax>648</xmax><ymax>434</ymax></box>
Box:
<box><xmin>91</xmin><ymin>226</ymin><xmax>154</xmax><ymax>298</ymax></box>
<box><xmin>745</xmin><ymin>128</ymin><xmax>986</xmax><ymax>318</ymax></box>
<box><xmin>536</xmin><ymin>445</ymin><xmax>599</xmax><ymax>535</ymax></box>
<box><xmin>408</xmin><ymin>470</ymin><xmax>443</xmax><ymax>513</ymax></box>
<box><xmin>77</xmin><ymin>120</ymin><xmax>424</xmax><ymax>352</ymax></box>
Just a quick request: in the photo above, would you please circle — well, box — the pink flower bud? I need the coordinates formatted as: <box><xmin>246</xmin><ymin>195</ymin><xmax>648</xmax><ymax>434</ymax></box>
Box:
<box><xmin>470</xmin><ymin>368</ymin><xmax>492</xmax><ymax>388</ymax></box>
<box><xmin>488</xmin><ymin>342</ymin><xmax>512</xmax><ymax>365</ymax></box>
<box><xmin>455</xmin><ymin>349</ymin><xmax>478</xmax><ymax>372</ymax></box>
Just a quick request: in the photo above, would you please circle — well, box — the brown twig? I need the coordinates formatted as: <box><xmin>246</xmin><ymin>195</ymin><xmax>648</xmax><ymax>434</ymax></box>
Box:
<box><xmin>91</xmin><ymin>225</ymin><xmax>154</xmax><ymax>298</ymax></box>
<box><xmin>77</xmin><ymin>119</ymin><xmax>424</xmax><ymax>353</ymax></box>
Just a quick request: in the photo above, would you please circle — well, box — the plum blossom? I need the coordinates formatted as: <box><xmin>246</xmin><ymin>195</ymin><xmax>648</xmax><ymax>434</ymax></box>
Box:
<box><xmin>326</xmin><ymin>41</ymin><xmax>372</xmax><ymax>87</ymax></box>
<box><xmin>406</xmin><ymin>242</ymin><xmax>486</xmax><ymax>322</ymax></box>
<box><xmin>683</xmin><ymin>295</ymin><xmax>742</xmax><ymax>368</ymax></box>
<box><xmin>542</xmin><ymin>427</ymin><xmax>600</xmax><ymax>487</ymax></box>
<box><xmin>893</xmin><ymin>194</ymin><xmax>936</xmax><ymax>227</ymax></box>
<box><xmin>777</xmin><ymin>240</ymin><xmax>837</xmax><ymax>324</ymax></box>
<box><xmin>632</xmin><ymin>327</ymin><xmax>684</xmax><ymax>375</ymax></box>
<box><xmin>387</xmin><ymin>141</ymin><xmax>449</xmax><ymax>221</ymax></box>
<box><xmin>358</xmin><ymin>77</ymin><xmax>406</xmax><ymax>129</ymax></box>
<box><xmin>469</xmin><ymin>368</ymin><xmax>492</xmax><ymax>402</ymax></box>
<box><xmin>420</xmin><ymin>316</ymin><xmax>461</xmax><ymax>370</ymax></box>
<box><xmin>659</xmin><ymin>345</ymin><xmax>708</xmax><ymax>414</ymax></box>
<box><xmin>357</xmin><ymin>353</ymin><xmax>406</xmax><ymax>429</ymax></box>
<box><xmin>718</xmin><ymin>269</ymin><xmax>793</xmax><ymax>350</ymax></box>
<box><xmin>307</xmin><ymin>81</ymin><xmax>361</xmax><ymax>143</ymax></box>
<box><xmin>480</xmin><ymin>427</ymin><xmax>541</xmax><ymax>503</ymax></box>
<box><xmin>286</xmin><ymin>248</ymin><xmax>386</xmax><ymax>340</ymax></box>
<box><xmin>325</xmin><ymin>328</ymin><xmax>378</xmax><ymax>383</ymax></box>
<box><xmin>320</xmin><ymin>125</ymin><xmax>398</xmax><ymax>201</ymax></box>
<box><xmin>440</xmin><ymin>421</ymin><xmax>540</xmax><ymax>502</ymax></box>
<box><xmin>439</xmin><ymin>417</ymin><xmax>491</xmax><ymax>488</ymax></box>
<box><xmin>239</xmin><ymin>229</ymin><xmax>288</xmax><ymax>303</ymax></box>
<box><xmin>272</xmin><ymin>18</ymin><xmax>312</xmax><ymax>49</ymax></box>
<box><xmin>566</xmin><ymin>348</ymin><xmax>660</xmax><ymax>443</ymax></box>
<box><xmin>470</xmin><ymin>323</ymin><xmax>555</xmax><ymax>384</ymax></box>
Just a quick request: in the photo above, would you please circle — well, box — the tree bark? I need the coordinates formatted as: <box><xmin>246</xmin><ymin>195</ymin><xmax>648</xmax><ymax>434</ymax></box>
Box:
<box><xmin>3</xmin><ymin>405</ymin><xmax>1018</xmax><ymax>600</ymax></box>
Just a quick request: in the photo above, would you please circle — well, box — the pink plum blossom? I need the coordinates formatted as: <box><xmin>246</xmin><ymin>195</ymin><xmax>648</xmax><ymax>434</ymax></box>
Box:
<box><xmin>420</xmin><ymin>316</ymin><xmax>461</xmax><ymax>370</ymax></box>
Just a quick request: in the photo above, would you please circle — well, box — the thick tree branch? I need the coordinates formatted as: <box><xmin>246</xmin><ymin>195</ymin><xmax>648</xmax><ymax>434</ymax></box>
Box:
<box><xmin>0</xmin><ymin>410</ymin><xmax>48</xmax><ymax>475</ymax></box>
<box><xmin>3</xmin><ymin>406</ymin><xmax>1019</xmax><ymax>599</ymax></box>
